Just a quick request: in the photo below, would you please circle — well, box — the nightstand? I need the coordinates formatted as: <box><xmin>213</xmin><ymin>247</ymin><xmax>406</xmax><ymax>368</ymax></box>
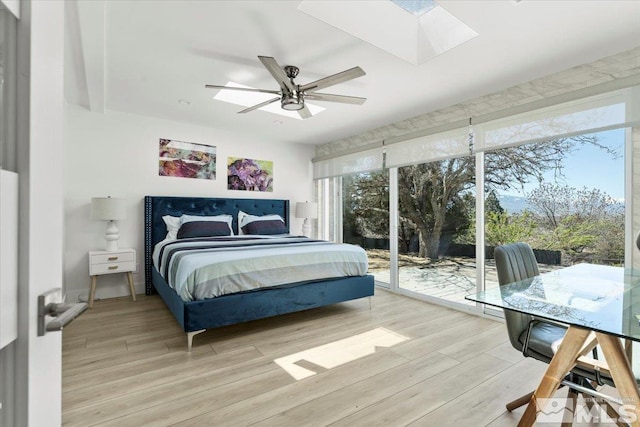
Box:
<box><xmin>88</xmin><ymin>248</ymin><xmax>136</xmax><ymax>308</ymax></box>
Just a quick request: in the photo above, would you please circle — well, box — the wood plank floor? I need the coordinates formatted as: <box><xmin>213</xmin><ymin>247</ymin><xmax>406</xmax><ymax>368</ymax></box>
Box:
<box><xmin>63</xmin><ymin>288</ymin><xmax>583</xmax><ymax>426</ymax></box>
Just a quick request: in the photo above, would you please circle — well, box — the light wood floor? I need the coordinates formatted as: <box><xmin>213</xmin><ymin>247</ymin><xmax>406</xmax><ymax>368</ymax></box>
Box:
<box><xmin>63</xmin><ymin>288</ymin><xmax>564</xmax><ymax>426</ymax></box>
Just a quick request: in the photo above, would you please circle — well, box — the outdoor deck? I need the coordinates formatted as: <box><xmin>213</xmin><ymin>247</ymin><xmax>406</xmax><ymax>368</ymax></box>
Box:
<box><xmin>370</xmin><ymin>257</ymin><xmax>562</xmax><ymax>306</ymax></box>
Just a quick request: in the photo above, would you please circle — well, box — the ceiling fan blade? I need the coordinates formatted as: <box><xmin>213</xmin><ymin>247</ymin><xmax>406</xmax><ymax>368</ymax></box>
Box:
<box><xmin>258</xmin><ymin>56</ymin><xmax>295</xmax><ymax>94</ymax></box>
<box><xmin>300</xmin><ymin>66</ymin><xmax>366</xmax><ymax>92</ymax></box>
<box><xmin>304</xmin><ymin>92</ymin><xmax>366</xmax><ymax>105</ymax></box>
<box><xmin>237</xmin><ymin>97</ymin><xmax>280</xmax><ymax>114</ymax></box>
<box><xmin>298</xmin><ymin>106</ymin><xmax>312</xmax><ymax>119</ymax></box>
<box><xmin>205</xmin><ymin>84</ymin><xmax>280</xmax><ymax>95</ymax></box>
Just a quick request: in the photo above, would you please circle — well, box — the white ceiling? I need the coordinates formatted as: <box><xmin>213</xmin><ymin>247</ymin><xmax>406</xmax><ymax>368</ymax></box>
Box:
<box><xmin>64</xmin><ymin>0</ymin><xmax>640</xmax><ymax>146</ymax></box>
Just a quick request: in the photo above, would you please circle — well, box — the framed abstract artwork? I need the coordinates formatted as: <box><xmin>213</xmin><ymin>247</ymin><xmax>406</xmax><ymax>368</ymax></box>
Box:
<box><xmin>227</xmin><ymin>157</ymin><xmax>273</xmax><ymax>192</ymax></box>
<box><xmin>159</xmin><ymin>139</ymin><xmax>216</xmax><ymax>180</ymax></box>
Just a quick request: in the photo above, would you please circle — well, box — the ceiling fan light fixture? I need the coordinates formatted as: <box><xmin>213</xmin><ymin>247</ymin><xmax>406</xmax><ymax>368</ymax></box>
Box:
<box><xmin>281</xmin><ymin>92</ymin><xmax>305</xmax><ymax>111</ymax></box>
<box><xmin>206</xmin><ymin>56</ymin><xmax>365</xmax><ymax>119</ymax></box>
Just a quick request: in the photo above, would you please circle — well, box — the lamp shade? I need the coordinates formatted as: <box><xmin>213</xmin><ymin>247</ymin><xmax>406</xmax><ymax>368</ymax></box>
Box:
<box><xmin>91</xmin><ymin>197</ymin><xmax>126</xmax><ymax>221</ymax></box>
<box><xmin>295</xmin><ymin>202</ymin><xmax>318</xmax><ymax>219</ymax></box>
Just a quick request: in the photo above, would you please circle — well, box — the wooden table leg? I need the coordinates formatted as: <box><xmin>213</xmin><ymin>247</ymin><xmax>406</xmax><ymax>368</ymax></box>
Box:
<box><xmin>89</xmin><ymin>275</ymin><xmax>97</xmax><ymax>308</ymax></box>
<box><xmin>561</xmin><ymin>388</ymin><xmax>579</xmax><ymax>427</ymax></box>
<box><xmin>595</xmin><ymin>333</ymin><xmax>640</xmax><ymax>427</ymax></box>
<box><xmin>518</xmin><ymin>326</ymin><xmax>592</xmax><ymax>427</ymax></box>
<box><xmin>126</xmin><ymin>272</ymin><xmax>136</xmax><ymax>302</ymax></box>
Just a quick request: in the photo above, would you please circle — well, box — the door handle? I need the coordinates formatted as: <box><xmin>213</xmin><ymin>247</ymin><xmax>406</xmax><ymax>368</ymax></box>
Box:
<box><xmin>37</xmin><ymin>288</ymin><xmax>88</xmax><ymax>336</ymax></box>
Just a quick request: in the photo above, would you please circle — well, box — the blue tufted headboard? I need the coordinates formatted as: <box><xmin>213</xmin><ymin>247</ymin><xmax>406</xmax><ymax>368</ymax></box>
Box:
<box><xmin>144</xmin><ymin>196</ymin><xmax>290</xmax><ymax>295</ymax></box>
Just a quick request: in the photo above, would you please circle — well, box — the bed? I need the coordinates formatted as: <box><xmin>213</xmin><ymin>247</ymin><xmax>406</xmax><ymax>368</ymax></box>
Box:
<box><xmin>144</xmin><ymin>195</ymin><xmax>375</xmax><ymax>351</ymax></box>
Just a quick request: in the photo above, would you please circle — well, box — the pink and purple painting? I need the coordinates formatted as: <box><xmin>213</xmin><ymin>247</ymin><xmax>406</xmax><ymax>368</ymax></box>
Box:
<box><xmin>227</xmin><ymin>157</ymin><xmax>273</xmax><ymax>192</ymax></box>
<box><xmin>159</xmin><ymin>139</ymin><xmax>216</xmax><ymax>180</ymax></box>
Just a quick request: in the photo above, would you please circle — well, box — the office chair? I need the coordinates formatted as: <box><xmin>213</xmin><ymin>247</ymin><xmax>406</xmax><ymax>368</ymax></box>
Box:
<box><xmin>494</xmin><ymin>242</ymin><xmax>626</xmax><ymax>420</ymax></box>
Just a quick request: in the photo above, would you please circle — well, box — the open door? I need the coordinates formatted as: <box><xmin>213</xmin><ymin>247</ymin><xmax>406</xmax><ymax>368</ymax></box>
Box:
<box><xmin>1</xmin><ymin>1</ymin><xmax>65</xmax><ymax>425</ymax></box>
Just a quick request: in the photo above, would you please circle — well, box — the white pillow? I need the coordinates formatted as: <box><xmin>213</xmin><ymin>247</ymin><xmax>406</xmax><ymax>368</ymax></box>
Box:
<box><xmin>180</xmin><ymin>214</ymin><xmax>234</xmax><ymax>235</ymax></box>
<box><xmin>237</xmin><ymin>210</ymin><xmax>284</xmax><ymax>235</ymax></box>
<box><xmin>162</xmin><ymin>215</ymin><xmax>182</xmax><ymax>240</ymax></box>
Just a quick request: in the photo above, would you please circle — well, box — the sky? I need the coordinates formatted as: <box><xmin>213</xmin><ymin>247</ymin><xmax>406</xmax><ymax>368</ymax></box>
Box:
<box><xmin>500</xmin><ymin>128</ymin><xmax>626</xmax><ymax>201</ymax></box>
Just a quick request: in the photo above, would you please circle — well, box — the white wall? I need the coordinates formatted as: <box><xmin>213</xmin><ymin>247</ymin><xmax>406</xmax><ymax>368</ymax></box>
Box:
<box><xmin>64</xmin><ymin>104</ymin><xmax>316</xmax><ymax>302</ymax></box>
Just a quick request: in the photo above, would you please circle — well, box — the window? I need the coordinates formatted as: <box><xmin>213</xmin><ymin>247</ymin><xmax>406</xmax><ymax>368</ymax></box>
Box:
<box><xmin>396</xmin><ymin>156</ymin><xmax>476</xmax><ymax>304</ymax></box>
<box><xmin>342</xmin><ymin>170</ymin><xmax>390</xmax><ymax>287</ymax></box>
<box><xmin>314</xmin><ymin>84</ymin><xmax>638</xmax><ymax>310</ymax></box>
<box><xmin>484</xmin><ymin>129</ymin><xmax>626</xmax><ymax>292</ymax></box>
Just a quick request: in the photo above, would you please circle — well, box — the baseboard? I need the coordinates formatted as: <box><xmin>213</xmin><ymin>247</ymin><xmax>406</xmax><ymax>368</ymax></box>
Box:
<box><xmin>64</xmin><ymin>282</ymin><xmax>146</xmax><ymax>303</ymax></box>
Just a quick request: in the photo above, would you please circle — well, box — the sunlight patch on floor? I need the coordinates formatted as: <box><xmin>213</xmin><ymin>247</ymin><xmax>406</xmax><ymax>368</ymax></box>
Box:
<box><xmin>274</xmin><ymin>327</ymin><xmax>409</xmax><ymax>380</ymax></box>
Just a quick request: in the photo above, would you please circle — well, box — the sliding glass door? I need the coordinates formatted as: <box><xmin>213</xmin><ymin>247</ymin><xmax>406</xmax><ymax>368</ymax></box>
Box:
<box><xmin>395</xmin><ymin>156</ymin><xmax>476</xmax><ymax>304</ymax></box>
<box><xmin>483</xmin><ymin>129</ymin><xmax>626</xmax><ymax>291</ymax></box>
<box><xmin>314</xmin><ymin>84</ymin><xmax>638</xmax><ymax>311</ymax></box>
<box><xmin>342</xmin><ymin>171</ymin><xmax>390</xmax><ymax>287</ymax></box>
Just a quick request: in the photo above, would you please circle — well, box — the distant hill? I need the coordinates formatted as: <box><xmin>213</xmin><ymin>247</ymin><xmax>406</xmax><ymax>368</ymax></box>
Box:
<box><xmin>496</xmin><ymin>194</ymin><xmax>624</xmax><ymax>214</ymax></box>
<box><xmin>497</xmin><ymin>194</ymin><xmax>529</xmax><ymax>213</ymax></box>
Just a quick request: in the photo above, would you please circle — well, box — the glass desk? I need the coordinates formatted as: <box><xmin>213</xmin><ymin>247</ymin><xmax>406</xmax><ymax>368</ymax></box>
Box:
<box><xmin>466</xmin><ymin>263</ymin><xmax>640</xmax><ymax>426</ymax></box>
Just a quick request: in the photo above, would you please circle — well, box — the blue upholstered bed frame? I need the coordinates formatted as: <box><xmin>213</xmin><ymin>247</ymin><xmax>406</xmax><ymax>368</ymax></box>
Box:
<box><xmin>144</xmin><ymin>196</ymin><xmax>375</xmax><ymax>350</ymax></box>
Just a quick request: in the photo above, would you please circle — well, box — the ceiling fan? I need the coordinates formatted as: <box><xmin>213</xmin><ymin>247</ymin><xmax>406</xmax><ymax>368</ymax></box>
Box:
<box><xmin>205</xmin><ymin>55</ymin><xmax>366</xmax><ymax>119</ymax></box>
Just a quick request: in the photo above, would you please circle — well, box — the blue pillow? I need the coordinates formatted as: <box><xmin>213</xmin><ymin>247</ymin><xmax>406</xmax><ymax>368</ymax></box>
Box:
<box><xmin>177</xmin><ymin>221</ymin><xmax>232</xmax><ymax>239</ymax></box>
<box><xmin>241</xmin><ymin>219</ymin><xmax>287</xmax><ymax>235</ymax></box>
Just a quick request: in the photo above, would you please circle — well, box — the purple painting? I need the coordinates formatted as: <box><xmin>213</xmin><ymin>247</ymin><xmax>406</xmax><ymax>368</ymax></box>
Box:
<box><xmin>227</xmin><ymin>157</ymin><xmax>273</xmax><ymax>192</ymax></box>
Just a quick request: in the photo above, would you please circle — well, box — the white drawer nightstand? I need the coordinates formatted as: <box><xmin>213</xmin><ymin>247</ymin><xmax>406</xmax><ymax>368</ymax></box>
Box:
<box><xmin>88</xmin><ymin>248</ymin><xmax>136</xmax><ymax>308</ymax></box>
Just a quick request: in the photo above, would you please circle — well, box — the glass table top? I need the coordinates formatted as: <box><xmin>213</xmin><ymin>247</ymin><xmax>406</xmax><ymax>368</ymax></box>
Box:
<box><xmin>466</xmin><ymin>263</ymin><xmax>640</xmax><ymax>342</ymax></box>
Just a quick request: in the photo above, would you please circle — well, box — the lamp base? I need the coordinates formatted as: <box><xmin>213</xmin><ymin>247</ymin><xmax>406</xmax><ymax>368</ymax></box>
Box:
<box><xmin>104</xmin><ymin>220</ymin><xmax>120</xmax><ymax>252</ymax></box>
<box><xmin>301</xmin><ymin>218</ymin><xmax>311</xmax><ymax>238</ymax></box>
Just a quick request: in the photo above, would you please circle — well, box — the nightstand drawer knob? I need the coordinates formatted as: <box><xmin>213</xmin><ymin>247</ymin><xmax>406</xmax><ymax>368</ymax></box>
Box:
<box><xmin>108</xmin><ymin>266</ymin><xmax>118</xmax><ymax>270</ymax></box>
<box><xmin>108</xmin><ymin>256</ymin><xmax>118</xmax><ymax>261</ymax></box>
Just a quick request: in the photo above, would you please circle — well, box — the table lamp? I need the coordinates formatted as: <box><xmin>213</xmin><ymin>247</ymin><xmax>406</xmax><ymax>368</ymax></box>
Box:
<box><xmin>91</xmin><ymin>196</ymin><xmax>126</xmax><ymax>251</ymax></box>
<box><xmin>295</xmin><ymin>201</ymin><xmax>317</xmax><ymax>237</ymax></box>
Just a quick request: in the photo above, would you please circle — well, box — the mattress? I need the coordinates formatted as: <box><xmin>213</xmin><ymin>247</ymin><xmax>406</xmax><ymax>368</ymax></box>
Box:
<box><xmin>153</xmin><ymin>235</ymin><xmax>369</xmax><ymax>302</ymax></box>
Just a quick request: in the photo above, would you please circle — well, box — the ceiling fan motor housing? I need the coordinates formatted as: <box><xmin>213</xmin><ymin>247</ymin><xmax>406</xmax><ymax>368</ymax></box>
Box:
<box><xmin>284</xmin><ymin>65</ymin><xmax>300</xmax><ymax>79</ymax></box>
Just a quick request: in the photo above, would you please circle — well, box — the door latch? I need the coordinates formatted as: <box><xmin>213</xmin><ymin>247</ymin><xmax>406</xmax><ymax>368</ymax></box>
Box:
<box><xmin>37</xmin><ymin>288</ymin><xmax>87</xmax><ymax>336</ymax></box>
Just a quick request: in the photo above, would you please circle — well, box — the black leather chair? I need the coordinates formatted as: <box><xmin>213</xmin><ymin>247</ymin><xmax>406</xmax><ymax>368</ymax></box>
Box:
<box><xmin>494</xmin><ymin>242</ymin><xmax>626</xmax><ymax>416</ymax></box>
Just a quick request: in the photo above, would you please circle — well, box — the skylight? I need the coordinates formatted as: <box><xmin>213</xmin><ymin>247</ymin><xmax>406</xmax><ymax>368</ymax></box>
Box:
<box><xmin>298</xmin><ymin>1</ymin><xmax>478</xmax><ymax>65</ymax></box>
<box><xmin>213</xmin><ymin>82</ymin><xmax>325</xmax><ymax>120</ymax></box>
<box><xmin>390</xmin><ymin>0</ymin><xmax>437</xmax><ymax>17</ymax></box>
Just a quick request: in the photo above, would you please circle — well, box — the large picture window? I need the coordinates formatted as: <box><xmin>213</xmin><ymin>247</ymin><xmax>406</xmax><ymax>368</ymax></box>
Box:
<box><xmin>483</xmin><ymin>129</ymin><xmax>626</xmax><ymax>292</ymax></box>
<box><xmin>314</xmin><ymin>84</ymin><xmax>638</xmax><ymax>311</ymax></box>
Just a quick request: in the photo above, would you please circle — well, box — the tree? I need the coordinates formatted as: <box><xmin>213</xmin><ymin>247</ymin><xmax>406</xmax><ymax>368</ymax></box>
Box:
<box><xmin>485</xmin><ymin>210</ymin><xmax>536</xmax><ymax>247</ymax></box>
<box><xmin>344</xmin><ymin>132</ymin><xmax>615</xmax><ymax>260</ymax></box>
<box><xmin>485</xmin><ymin>189</ymin><xmax>504</xmax><ymax>215</ymax></box>
<box><xmin>396</xmin><ymin>135</ymin><xmax>604</xmax><ymax>259</ymax></box>
<box><xmin>525</xmin><ymin>183</ymin><xmax>624</xmax><ymax>263</ymax></box>
<box><xmin>527</xmin><ymin>184</ymin><xmax>619</xmax><ymax>228</ymax></box>
<box><xmin>397</xmin><ymin>159</ymin><xmax>475</xmax><ymax>257</ymax></box>
<box><xmin>342</xmin><ymin>171</ymin><xmax>389</xmax><ymax>244</ymax></box>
